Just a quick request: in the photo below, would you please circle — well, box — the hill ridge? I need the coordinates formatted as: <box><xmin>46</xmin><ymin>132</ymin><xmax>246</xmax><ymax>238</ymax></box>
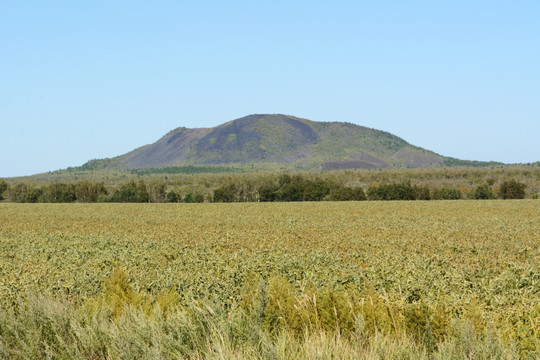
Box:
<box><xmin>78</xmin><ymin>114</ymin><xmax>500</xmax><ymax>171</ymax></box>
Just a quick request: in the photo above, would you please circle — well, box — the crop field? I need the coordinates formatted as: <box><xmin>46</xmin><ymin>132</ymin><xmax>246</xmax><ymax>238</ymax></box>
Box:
<box><xmin>0</xmin><ymin>201</ymin><xmax>538</xmax><ymax>359</ymax></box>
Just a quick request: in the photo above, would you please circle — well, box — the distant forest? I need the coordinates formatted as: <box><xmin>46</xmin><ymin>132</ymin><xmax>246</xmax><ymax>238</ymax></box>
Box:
<box><xmin>1</xmin><ymin>166</ymin><xmax>537</xmax><ymax>203</ymax></box>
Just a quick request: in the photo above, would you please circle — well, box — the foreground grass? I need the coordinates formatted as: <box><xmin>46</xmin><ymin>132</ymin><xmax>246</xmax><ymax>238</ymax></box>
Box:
<box><xmin>0</xmin><ymin>292</ymin><xmax>523</xmax><ymax>359</ymax></box>
<box><xmin>0</xmin><ymin>201</ymin><xmax>538</xmax><ymax>358</ymax></box>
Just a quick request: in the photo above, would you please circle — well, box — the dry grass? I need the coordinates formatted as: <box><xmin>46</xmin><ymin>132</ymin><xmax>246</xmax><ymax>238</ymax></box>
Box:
<box><xmin>0</xmin><ymin>201</ymin><xmax>538</xmax><ymax>358</ymax></box>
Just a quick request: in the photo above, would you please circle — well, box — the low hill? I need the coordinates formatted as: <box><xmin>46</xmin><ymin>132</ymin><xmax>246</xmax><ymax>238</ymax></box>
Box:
<box><xmin>80</xmin><ymin>114</ymin><xmax>498</xmax><ymax>171</ymax></box>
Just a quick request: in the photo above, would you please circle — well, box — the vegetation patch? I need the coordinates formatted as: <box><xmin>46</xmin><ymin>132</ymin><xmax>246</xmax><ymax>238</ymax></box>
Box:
<box><xmin>0</xmin><ymin>201</ymin><xmax>538</xmax><ymax>357</ymax></box>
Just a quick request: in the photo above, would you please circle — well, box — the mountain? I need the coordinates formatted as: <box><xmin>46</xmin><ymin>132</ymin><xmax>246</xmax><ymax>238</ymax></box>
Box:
<box><xmin>80</xmin><ymin>114</ymin><xmax>496</xmax><ymax>171</ymax></box>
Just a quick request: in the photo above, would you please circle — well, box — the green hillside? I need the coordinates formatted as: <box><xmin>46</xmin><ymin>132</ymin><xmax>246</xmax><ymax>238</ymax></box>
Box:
<box><xmin>77</xmin><ymin>114</ymin><xmax>499</xmax><ymax>171</ymax></box>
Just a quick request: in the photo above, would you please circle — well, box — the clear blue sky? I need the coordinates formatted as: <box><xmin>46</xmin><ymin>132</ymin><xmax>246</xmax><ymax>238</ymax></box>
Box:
<box><xmin>1</xmin><ymin>1</ymin><xmax>539</xmax><ymax>177</ymax></box>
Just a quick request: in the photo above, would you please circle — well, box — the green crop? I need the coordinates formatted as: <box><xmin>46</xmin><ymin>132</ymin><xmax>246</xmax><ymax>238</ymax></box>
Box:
<box><xmin>0</xmin><ymin>201</ymin><xmax>538</xmax><ymax>358</ymax></box>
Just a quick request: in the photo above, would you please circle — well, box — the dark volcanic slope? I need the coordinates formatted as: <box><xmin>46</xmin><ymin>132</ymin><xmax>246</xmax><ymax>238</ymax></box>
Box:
<box><xmin>193</xmin><ymin>114</ymin><xmax>319</xmax><ymax>164</ymax></box>
<box><xmin>123</xmin><ymin>127</ymin><xmax>210</xmax><ymax>169</ymax></box>
<box><xmin>108</xmin><ymin>114</ymin><xmax>448</xmax><ymax>170</ymax></box>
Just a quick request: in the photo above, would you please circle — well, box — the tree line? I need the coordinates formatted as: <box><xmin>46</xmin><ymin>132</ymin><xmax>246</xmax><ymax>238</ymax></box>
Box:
<box><xmin>130</xmin><ymin>165</ymin><xmax>245</xmax><ymax>176</ymax></box>
<box><xmin>213</xmin><ymin>175</ymin><xmax>527</xmax><ymax>202</ymax></box>
<box><xmin>0</xmin><ymin>180</ymin><xmax>202</xmax><ymax>204</ymax></box>
<box><xmin>0</xmin><ymin>176</ymin><xmax>528</xmax><ymax>203</ymax></box>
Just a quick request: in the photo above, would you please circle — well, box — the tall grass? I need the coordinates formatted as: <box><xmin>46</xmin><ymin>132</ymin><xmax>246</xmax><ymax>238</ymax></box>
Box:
<box><xmin>0</xmin><ymin>270</ymin><xmax>528</xmax><ymax>359</ymax></box>
<box><xmin>1</xmin><ymin>201</ymin><xmax>537</xmax><ymax>358</ymax></box>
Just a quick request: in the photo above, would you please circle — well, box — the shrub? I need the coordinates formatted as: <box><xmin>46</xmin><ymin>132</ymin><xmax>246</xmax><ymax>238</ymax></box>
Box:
<box><xmin>414</xmin><ymin>185</ymin><xmax>431</xmax><ymax>200</ymax></box>
<box><xmin>432</xmin><ymin>186</ymin><xmax>462</xmax><ymax>200</ymax></box>
<box><xmin>0</xmin><ymin>179</ymin><xmax>7</xmax><ymax>200</ymax></box>
<box><xmin>7</xmin><ymin>183</ymin><xmax>42</xmax><ymax>203</ymax></box>
<box><xmin>472</xmin><ymin>184</ymin><xmax>495</xmax><ymax>200</ymax></box>
<box><xmin>329</xmin><ymin>187</ymin><xmax>366</xmax><ymax>201</ymax></box>
<box><xmin>40</xmin><ymin>183</ymin><xmax>77</xmax><ymax>203</ymax></box>
<box><xmin>498</xmin><ymin>179</ymin><xmax>526</xmax><ymax>199</ymax></box>
<box><xmin>165</xmin><ymin>190</ymin><xmax>180</xmax><ymax>203</ymax></box>
<box><xmin>148</xmin><ymin>181</ymin><xmax>167</xmax><ymax>203</ymax></box>
<box><xmin>75</xmin><ymin>181</ymin><xmax>108</xmax><ymax>202</ymax></box>
<box><xmin>102</xmin><ymin>267</ymin><xmax>141</xmax><ymax>319</ymax></box>
<box><xmin>275</xmin><ymin>176</ymin><xmax>306</xmax><ymax>201</ymax></box>
<box><xmin>110</xmin><ymin>181</ymin><xmax>149</xmax><ymax>203</ymax></box>
<box><xmin>184</xmin><ymin>192</ymin><xmax>204</xmax><ymax>203</ymax></box>
<box><xmin>258</xmin><ymin>183</ymin><xmax>279</xmax><ymax>202</ymax></box>
<box><xmin>367</xmin><ymin>182</ymin><xmax>418</xmax><ymax>200</ymax></box>
<box><xmin>213</xmin><ymin>184</ymin><xmax>236</xmax><ymax>202</ymax></box>
<box><xmin>302</xmin><ymin>178</ymin><xmax>331</xmax><ymax>201</ymax></box>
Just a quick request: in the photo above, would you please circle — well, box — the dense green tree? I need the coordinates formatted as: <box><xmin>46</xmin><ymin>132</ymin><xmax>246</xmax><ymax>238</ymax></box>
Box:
<box><xmin>165</xmin><ymin>190</ymin><xmax>180</xmax><ymax>203</ymax></box>
<box><xmin>394</xmin><ymin>182</ymin><xmax>418</xmax><ymax>200</ymax></box>
<box><xmin>0</xmin><ymin>179</ymin><xmax>7</xmax><ymax>200</ymax></box>
<box><xmin>498</xmin><ymin>179</ymin><xmax>526</xmax><ymax>199</ymax></box>
<box><xmin>414</xmin><ymin>185</ymin><xmax>431</xmax><ymax>200</ymax></box>
<box><xmin>184</xmin><ymin>192</ymin><xmax>204</xmax><ymax>203</ymax></box>
<box><xmin>149</xmin><ymin>182</ymin><xmax>167</xmax><ymax>203</ymax></box>
<box><xmin>367</xmin><ymin>183</ymin><xmax>381</xmax><ymax>200</ymax></box>
<box><xmin>278</xmin><ymin>174</ymin><xmax>292</xmax><ymax>187</ymax></box>
<box><xmin>258</xmin><ymin>183</ymin><xmax>279</xmax><ymax>202</ymax></box>
<box><xmin>110</xmin><ymin>180</ymin><xmax>149</xmax><ymax>202</ymax></box>
<box><xmin>367</xmin><ymin>182</ymin><xmax>418</xmax><ymax>200</ymax></box>
<box><xmin>7</xmin><ymin>183</ymin><xmax>27</xmax><ymax>202</ymax></box>
<box><xmin>75</xmin><ymin>181</ymin><xmax>108</xmax><ymax>202</ymax></box>
<box><xmin>213</xmin><ymin>184</ymin><xmax>236</xmax><ymax>202</ymax></box>
<box><xmin>329</xmin><ymin>187</ymin><xmax>366</xmax><ymax>201</ymax></box>
<box><xmin>41</xmin><ymin>183</ymin><xmax>77</xmax><ymax>203</ymax></box>
<box><xmin>432</xmin><ymin>186</ymin><xmax>462</xmax><ymax>200</ymax></box>
<box><xmin>26</xmin><ymin>187</ymin><xmax>42</xmax><ymax>203</ymax></box>
<box><xmin>302</xmin><ymin>178</ymin><xmax>331</xmax><ymax>201</ymax></box>
<box><xmin>275</xmin><ymin>176</ymin><xmax>306</xmax><ymax>201</ymax></box>
<box><xmin>7</xmin><ymin>183</ymin><xmax>40</xmax><ymax>203</ymax></box>
<box><xmin>472</xmin><ymin>184</ymin><xmax>496</xmax><ymax>200</ymax></box>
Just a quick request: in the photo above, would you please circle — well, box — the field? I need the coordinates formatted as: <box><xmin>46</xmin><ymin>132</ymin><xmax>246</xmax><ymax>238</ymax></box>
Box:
<box><xmin>0</xmin><ymin>201</ymin><xmax>538</xmax><ymax>359</ymax></box>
